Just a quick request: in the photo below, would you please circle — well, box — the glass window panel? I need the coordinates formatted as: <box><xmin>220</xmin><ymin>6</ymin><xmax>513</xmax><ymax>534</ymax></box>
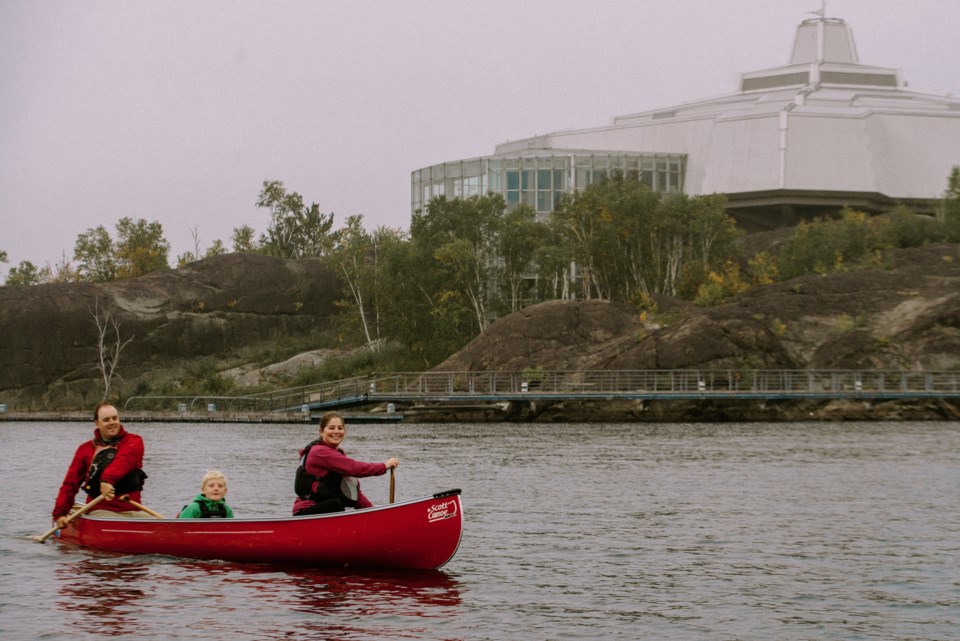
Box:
<box><xmin>538</xmin><ymin>169</ymin><xmax>551</xmax><ymax>189</ymax></box>
<box><xmin>507</xmin><ymin>170</ymin><xmax>520</xmax><ymax>190</ymax></box>
<box><xmin>522</xmin><ymin>170</ymin><xmax>533</xmax><ymax>190</ymax></box>
<box><xmin>554</xmin><ymin>169</ymin><xmax>564</xmax><ymax>189</ymax></box>
<box><xmin>522</xmin><ymin>191</ymin><xmax>536</xmax><ymax>207</ymax></box>
<box><xmin>537</xmin><ymin>191</ymin><xmax>550</xmax><ymax>212</ymax></box>
<box><xmin>507</xmin><ymin>191</ymin><xmax>520</xmax><ymax>207</ymax></box>
<box><xmin>576</xmin><ymin>169</ymin><xmax>589</xmax><ymax>189</ymax></box>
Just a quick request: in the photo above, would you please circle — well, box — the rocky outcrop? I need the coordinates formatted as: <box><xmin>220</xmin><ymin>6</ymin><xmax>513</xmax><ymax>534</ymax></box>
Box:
<box><xmin>436</xmin><ymin>243</ymin><xmax>960</xmax><ymax>374</ymax></box>
<box><xmin>0</xmin><ymin>253</ymin><xmax>339</xmax><ymax>408</ymax></box>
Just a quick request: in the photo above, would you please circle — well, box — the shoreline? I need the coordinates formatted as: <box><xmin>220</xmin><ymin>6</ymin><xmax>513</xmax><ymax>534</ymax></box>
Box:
<box><xmin>2</xmin><ymin>396</ymin><xmax>958</xmax><ymax>424</ymax></box>
<box><xmin>0</xmin><ymin>410</ymin><xmax>403</xmax><ymax>424</ymax></box>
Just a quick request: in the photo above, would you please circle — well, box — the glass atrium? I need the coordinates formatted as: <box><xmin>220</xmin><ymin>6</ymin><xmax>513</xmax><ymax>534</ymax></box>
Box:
<box><xmin>411</xmin><ymin>152</ymin><xmax>687</xmax><ymax>218</ymax></box>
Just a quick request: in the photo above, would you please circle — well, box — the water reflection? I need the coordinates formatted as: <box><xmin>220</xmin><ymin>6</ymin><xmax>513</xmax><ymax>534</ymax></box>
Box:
<box><xmin>282</xmin><ymin>567</ymin><xmax>463</xmax><ymax>640</ymax></box>
<box><xmin>55</xmin><ymin>552</ymin><xmax>151</xmax><ymax>637</ymax></box>
<box><xmin>284</xmin><ymin>566</ymin><xmax>462</xmax><ymax>608</ymax></box>
<box><xmin>174</xmin><ymin>560</ymin><xmax>464</xmax><ymax>640</ymax></box>
<box><xmin>173</xmin><ymin>559</ymin><xmax>461</xmax><ymax>606</ymax></box>
<box><xmin>55</xmin><ymin>551</ymin><xmax>462</xmax><ymax>640</ymax></box>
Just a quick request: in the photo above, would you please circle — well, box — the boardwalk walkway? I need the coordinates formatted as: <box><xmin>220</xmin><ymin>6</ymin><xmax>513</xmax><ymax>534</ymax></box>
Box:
<box><xmin>123</xmin><ymin>369</ymin><xmax>960</xmax><ymax>415</ymax></box>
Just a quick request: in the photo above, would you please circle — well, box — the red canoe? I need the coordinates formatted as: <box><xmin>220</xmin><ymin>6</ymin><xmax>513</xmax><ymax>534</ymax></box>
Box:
<box><xmin>55</xmin><ymin>489</ymin><xmax>463</xmax><ymax>571</ymax></box>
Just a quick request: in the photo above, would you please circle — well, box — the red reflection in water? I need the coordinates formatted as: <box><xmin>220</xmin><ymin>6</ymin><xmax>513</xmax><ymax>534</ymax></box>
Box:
<box><xmin>181</xmin><ymin>559</ymin><xmax>463</xmax><ymax>634</ymax></box>
<box><xmin>276</xmin><ymin>565</ymin><xmax>463</xmax><ymax>640</ymax></box>
<box><xmin>55</xmin><ymin>551</ymin><xmax>151</xmax><ymax>637</ymax></box>
<box><xmin>56</xmin><ymin>550</ymin><xmax>462</xmax><ymax>639</ymax></box>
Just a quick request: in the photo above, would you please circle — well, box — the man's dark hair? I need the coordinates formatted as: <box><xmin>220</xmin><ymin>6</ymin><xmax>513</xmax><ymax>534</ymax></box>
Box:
<box><xmin>93</xmin><ymin>401</ymin><xmax>117</xmax><ymax>421</ymax></box>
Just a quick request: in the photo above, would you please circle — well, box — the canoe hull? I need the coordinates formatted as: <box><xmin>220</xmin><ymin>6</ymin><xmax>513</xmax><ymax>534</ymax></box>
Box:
<box><xmin>56</xmin><ymin>490</ymin><xmax>463</xmax><ymax>571</ymax></box>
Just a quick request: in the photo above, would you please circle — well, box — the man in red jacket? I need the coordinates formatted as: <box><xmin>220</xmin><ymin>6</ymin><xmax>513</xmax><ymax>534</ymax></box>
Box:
<box><xmin>52</xmin><ymin>401</ymin><xmax>148</xmax><ymax>529</ymax></box>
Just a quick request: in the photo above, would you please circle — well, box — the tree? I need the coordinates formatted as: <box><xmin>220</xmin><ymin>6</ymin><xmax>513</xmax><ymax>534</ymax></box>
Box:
<box><xmin>231</xmin><ymin>225</ymin><xmax>257</xmax><ymax>253</ymax></box>
<box><xmin>74</xmin><ymin>225</ymin><xmax>117</xmax><ymax>282</ymax></box>
<box><xmin>115</xmin><ymin>217</ymin><xmax>170</xmax><ymax>278</ymax></box>
<box><xmin>877</xmin><ymin>204</ymin><xmax>943</xmax><ymax>249</ymax></box>
<box><xmin>256</xmin><ymin>180</ymin><xmax>335</xmax><ymax>259</ymax></box>
<box><xmin>497</xmin><ymin>204</ymin><xmax>546</xmax><ymax>313</ymax></box>
<box><xmin>550</xmin><ymin>172</ymin><xmax>742</xmax><ymax>302</ymax></box>
<box><xmin>73</xmin><ymin>218</ymin><xmax>170</xmax><ymax>281</ymax></box>
<box><xmin>205</xmin><ymin>239</ymin><xmax>226</xmax><ymax>257</ymax></box>
<box><xmin>377</xmin><ymin>218</ymin><xmax>471</xmax><ymax>363</ymax></box>
<box><xmin>177</xmin><ymin>237</ymin><xmax>226</xmax><ymax>267</ymax></box>
<box><xmin>176</xmin><ymin>251</ymin><xmax>197</xmax><ymax>267</ymax></box>
<box><xmin>331</xmin><ymin>215</ymin><xmax>380</xmax><ymax>350</ymax></box>
<box><xmin>48</xmin><ymin>251</ymin><xmax>80</xmax><ymax>283</ymax></box>
<box><xmin>776</xmin><ymin>210</ymin><xmax>876</xmax><ymax>280</ymax></box>
<box><xmin>942</xmin><ymin>166</ymin><xmax>960</xmax><ymax>242</ymax></box>
<box><xmin>412</xmin><ymin>194</ymin><xmax>505</xmax><ymax>333</ymax></box>
<box><xmin>5</xmin><ymin>260</ymin><xmax>48</xmax><ymax>286</ymax></box>
<box><xmin>533</xmin><ymin>230</ymin><xmax>575</xmax><ymax>301</ymax></box>
<box><xmin>90</xmin><ymin>299</ymin><xmax>133</xmax><ymax>402</ymax></box>
<box><xmin>552</xmin><ymin>172</ymin><xmax>653</xmax><ymax>299</ymax></box>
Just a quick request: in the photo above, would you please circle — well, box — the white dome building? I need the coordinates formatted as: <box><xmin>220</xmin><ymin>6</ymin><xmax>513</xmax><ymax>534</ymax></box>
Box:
<box><xmin>411</xmin><ymin>14</ymin><xmax>960</xmax><ymax>230</ymax></box>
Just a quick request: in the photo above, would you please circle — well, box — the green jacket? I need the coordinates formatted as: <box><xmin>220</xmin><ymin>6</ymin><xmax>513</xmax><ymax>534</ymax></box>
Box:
<box><xmin>177</xmin><ymin>493</ymin><xmax>235</xmax><ymax>519</ymax></box>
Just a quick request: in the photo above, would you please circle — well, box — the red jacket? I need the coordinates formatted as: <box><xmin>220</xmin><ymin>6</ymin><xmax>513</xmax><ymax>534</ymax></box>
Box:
<box><xmin>52</xmin><ymin>425</ymin><xmax>145</xmax><ymax>519</ymax></box>
<box><xmin>291</xmin><ymin>441</ymin><xmax>386</xmax><ymax>515</ymax></box>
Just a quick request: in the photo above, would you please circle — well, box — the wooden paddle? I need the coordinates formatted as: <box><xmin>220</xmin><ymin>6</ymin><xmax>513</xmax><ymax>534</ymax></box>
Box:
<box><xmin>32</xmin><ymin>494</ymin><xmax>107</xmax><ymax>543</ymax></box>
<box><xmin>122</xmin><ymin>497</ymin><xmax>165</xmax><ymax>519</ymax></box>
<box><xmin>389</xmin><ymin>467</ymin><xmax>395</xmax><ymax>504</ymax></box>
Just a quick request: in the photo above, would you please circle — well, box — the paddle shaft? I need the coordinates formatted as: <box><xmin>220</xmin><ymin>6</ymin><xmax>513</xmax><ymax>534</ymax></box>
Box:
<box><xmin>34</xmin><ymin>494</ymin><xmax>107</xmax><ymax>542</ymax></box>
<box><xmin>389</xmin><ymin>467</ymin><xmax>395</xmax><ymax>504</ymax></box>
<box><xmin>123</xmin><ymin>499</ymin><xmax>165</xmax><ymax>519</ymax></box>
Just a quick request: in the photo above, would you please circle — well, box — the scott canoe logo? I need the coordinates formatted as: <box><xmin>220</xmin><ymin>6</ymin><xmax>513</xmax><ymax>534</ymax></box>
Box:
<box><xmin>427</xmin><ymin>500</ymin><xmax>457</xmax><ymax>523</ymax></box>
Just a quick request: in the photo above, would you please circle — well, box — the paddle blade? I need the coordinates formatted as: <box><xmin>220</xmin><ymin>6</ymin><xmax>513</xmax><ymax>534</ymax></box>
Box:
<box><xmin>33</xmin><ymin>494</ymin><xmax>107</xmax><ymax>542</ymax></box>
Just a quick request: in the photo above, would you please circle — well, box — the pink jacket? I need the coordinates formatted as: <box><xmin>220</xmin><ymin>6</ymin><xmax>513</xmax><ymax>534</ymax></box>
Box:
<box><xmin>292</xmin><ymin>441</ymin><xmax>386</xmax><ymax>514</ymax></box>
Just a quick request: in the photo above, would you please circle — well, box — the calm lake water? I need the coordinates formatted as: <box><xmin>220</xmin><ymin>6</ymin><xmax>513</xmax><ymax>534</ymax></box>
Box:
<box><xmin>1</xmin><ymin>420</ymin><xmax>958</xmax><ymax>640</ymax></box>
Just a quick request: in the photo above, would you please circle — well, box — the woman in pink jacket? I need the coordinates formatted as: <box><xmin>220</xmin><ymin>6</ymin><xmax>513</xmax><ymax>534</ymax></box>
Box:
<box><xmin>292</xmin><ymin>411</ymin><xmax>398</xmax><ymax>516</ymax></box>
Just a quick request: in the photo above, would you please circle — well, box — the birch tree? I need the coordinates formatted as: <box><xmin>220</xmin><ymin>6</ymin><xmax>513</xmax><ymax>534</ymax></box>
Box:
<box><xmin>497</xmin><ymin>204</ymin><xmax>546</xmax><ymax>312</ymax></box>
<box><xmin>91</xmin><ymin>299</ymin><xmax>133</xmax><ymax>402</ymax></box>
<box><xmin>332</xmin><ymin>215</ymin><xmax>383</xmax><ymax>350</ymax></box>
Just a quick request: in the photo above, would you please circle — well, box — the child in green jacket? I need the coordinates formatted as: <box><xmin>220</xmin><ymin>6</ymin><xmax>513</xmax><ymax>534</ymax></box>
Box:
<box><xmin>177</xmin><ymin>470</ymin><xmax>235</xmax><ymax>518</ymax></box>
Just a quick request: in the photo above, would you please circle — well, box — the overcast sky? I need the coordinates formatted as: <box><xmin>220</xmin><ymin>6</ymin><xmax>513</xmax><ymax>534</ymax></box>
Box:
<box><xmin>2</xmin><ymin>0</ymin><xmax>958</xmax><ymax>277</ymax></box>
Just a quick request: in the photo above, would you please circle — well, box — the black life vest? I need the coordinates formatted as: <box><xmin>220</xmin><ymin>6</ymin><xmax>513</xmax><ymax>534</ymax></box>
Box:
<box><xmin>294</xmin><ymin>440</ymin><xmax>358</xmax><ymax>508</ymax></box>
<box><xmin>193</xmin><ymin>499</ymin><xmax>228</xmax><ymax>518</ymax></box>
<box><xmin>83</xmin><ymin>444</ymin><xmax>148</xmax><ymax>498</ymax></box>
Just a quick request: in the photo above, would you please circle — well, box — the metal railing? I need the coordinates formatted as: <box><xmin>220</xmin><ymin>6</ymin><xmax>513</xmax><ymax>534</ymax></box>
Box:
<box><xmin>123</xmin><ymin>369</ymin><xmax>960</xmax><ymax>413</ymax></box>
